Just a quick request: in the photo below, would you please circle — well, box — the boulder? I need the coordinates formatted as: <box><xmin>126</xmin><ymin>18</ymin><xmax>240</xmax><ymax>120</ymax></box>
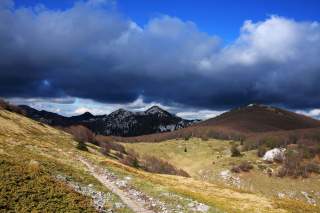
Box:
<box><xmin>262</xmin><ymin>148</ymin><xmax>286</xmax><ymax>162</ymax></box>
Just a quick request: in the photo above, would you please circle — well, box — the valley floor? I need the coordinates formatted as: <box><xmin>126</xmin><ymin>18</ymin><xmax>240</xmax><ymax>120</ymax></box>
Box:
<box><xmin>123</xmin><ymin>138</ymin><xmax>320</xmax><ymax>212</ymax></box>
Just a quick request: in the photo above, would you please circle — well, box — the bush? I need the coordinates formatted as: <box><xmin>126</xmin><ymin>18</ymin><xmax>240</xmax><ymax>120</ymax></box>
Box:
<box><xmin>300</xmin><ymin>145</ymin><xmax>316</xmax><ymax>159</ymax></box>
<box><xmin>120</xmin><ymin>155</ymin><xmax>139</xmax><ymax>168</ymax></box>
<box><xmin>64</xmin><ymin>125</ymin><xmax>94</xmax><ymax>143</ymax></box>
<box><xmin>0</xmin><ymin>99</ymin><xmax>25</xmax><ymax>115</ymax></box>
<box><xmin>239</xmin><ymin>161</ymin><xmax>253</xmax><ymax>172</ymax></box>
<box><xmin>184</xmin><ymin>135</ymin><xmax>191</xmax><ymax>141</ymax></box>
<box><xmin>288</xmin><ymin>133</ymin><xmax>299</xmax><ymax>144</ymax></box>
<box><xmin>277</xmin><ymin>149</ymin><xmax>320</xmax><ymax>178</ymax></box>
<box><xmin>263</xmin><ymin>137</ymin><xmax>283</xmax><ymax>149</ymax></box>
<box><xmin>306</xmin><ymin>162</ymin><xmax>320</xmax><ymax>174</ymax></box>
<box><xmin>230</xmin><ymin>144</ymin><xmax>241</xmax><ymax>157</ymax></box>
<box><xmin>231</xmin><ymin>161</ymin><xmax>253</xmax><ymax>173</ymax></box>
<box><xmin>277</xmin><ymin>148</ymin><xmax>307</xmax><ymax>178</ymax></box>
<box><xmin>200</xmin><ymin>135</ymin><xmax>209</xmax><ymax>141</ymax></box>
<box><xmin>99</xmin><ymin>141</ymin><xmax>126</xmax><ymax>156</ymax></box>
<box><xmin>231</xmin><ymin>166</ymin><xmax>241</xmax><ymax>173</ymax></box>
<box><xmin>139</xmin><ymin>155</ymin><xmax>190</xmax><ymax>177</ymax></box>
<box><xmin>242</xmin><ymin>140</ymin><xmax>258</xmax><ymax>151</ymax></box>
<box><xmin>257</xmin><ymin>145</ymin><xmax>267</xmax><ymax>157</ymax></box>
<box><xmin>76</xmin><ymin>140</ymin><xmax>88</xmax><ymax>151</ymax></box>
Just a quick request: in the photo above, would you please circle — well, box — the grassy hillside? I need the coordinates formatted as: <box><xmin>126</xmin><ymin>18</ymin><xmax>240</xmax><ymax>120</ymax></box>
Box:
<box><xmin>0</xmin><ymin>109</ymin><xmax>319</xmax><ymax>213</ymax></box>
<box><xmin>0</xmin><ymin>109</ymin><xmax>132</xmax><ymax>213</ymax></box>
<box><xmin>123</xmin><ymin>138</ymin><xmax>320</xmax><ymax>212</ymax></box>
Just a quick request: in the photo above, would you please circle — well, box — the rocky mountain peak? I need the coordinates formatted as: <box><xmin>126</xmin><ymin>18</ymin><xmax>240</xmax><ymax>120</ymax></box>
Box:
<box><xmin>109</xmin><ymin>108</ymin><xmax>133</xmax><ymax>118</ymax></box>
<box><xmin>145</xmin><ymin>106</ymin><xmax>168</xmax><ymax>115</ymax></box>
<box><xmin>82</xmin><ymin>112</ymin><xmax>93</xmax><ymax>116</ymax></box>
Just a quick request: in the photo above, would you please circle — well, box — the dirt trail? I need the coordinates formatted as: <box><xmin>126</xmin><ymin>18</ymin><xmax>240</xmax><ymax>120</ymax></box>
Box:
<box><xmin>79</xmin><ymin>158</ymin><xmax>155</xmax><ymax>213</ymax></box>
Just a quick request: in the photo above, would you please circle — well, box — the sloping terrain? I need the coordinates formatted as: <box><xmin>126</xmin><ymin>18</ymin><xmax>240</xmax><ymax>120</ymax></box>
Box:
<box><xmin>123</xmin><ymin>138</ymin><xmax>320</xmax><ymax>213</ymax></box>
<box><xmin>20</xmin><ymin>105</ymin><xmax>197</xmax><ymax>137</ymax></box>
<box><xmin>0</xmin><ymin>108</ymin><xmax>300</xmax><ymax>213</ymax></box>
<box><xmin>200</xmin><ymin>104</ymin><xmax>320</xmax><ymax>133</ymax></box>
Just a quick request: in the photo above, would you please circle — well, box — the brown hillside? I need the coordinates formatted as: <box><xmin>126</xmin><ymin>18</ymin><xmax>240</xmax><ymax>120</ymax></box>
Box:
<box><xmin>199</xmin><ymin>104</ymin><xmax>320</xmax><ymax>133</ymax></box>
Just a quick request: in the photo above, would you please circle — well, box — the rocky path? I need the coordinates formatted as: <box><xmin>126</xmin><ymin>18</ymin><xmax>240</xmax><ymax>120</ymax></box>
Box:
<box><xmin>79</xmin><ymin>158</ymin><xmax>155</xmax><ymax>213</ymax></box>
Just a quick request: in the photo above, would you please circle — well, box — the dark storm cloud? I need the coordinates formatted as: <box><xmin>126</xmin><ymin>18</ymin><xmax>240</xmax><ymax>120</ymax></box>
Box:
<box><xmin>1</xmin><ymin>0</ymin><xmax>320</xmax><ymax>110</ymax></box>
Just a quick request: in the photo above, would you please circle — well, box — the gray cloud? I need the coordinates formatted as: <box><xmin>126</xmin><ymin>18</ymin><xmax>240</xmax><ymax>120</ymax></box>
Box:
<box><xmin>0</xmin><ymin>1</ymin><xmax>320</xmax><ymax>112</ymax></box>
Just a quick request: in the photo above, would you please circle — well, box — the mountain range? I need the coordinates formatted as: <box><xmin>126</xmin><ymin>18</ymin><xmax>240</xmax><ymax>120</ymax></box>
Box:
<box><xmin>19</xmin><ymin>105</ymin><xmax>198</xmax><ymax>137</ymax></box>
<box><xmin>124</xmin><ymin>104</ymin><xmax>320</xmax><ymax>142</ymax></box>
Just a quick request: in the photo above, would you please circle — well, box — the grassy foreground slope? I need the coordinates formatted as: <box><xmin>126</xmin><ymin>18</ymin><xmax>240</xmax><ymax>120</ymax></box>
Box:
<box><xmin>0</xmin><ymin>109</ymin><xmax>312</xmax><ymax>213</ymax></box>
<box><xmin>0</xmin><ymin>109</ymin><xmax>132</xmax><ymax>213</ymax></box>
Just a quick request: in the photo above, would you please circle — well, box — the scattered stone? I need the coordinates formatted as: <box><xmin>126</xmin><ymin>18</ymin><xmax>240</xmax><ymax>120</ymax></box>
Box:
<box><xmin>124</xmin><ymin>176</ymin><xmax>132</xmax><ymax>181</ymax></box>
<box><xmin>188</xmin><ymin>202</ymin><xmax>195</xmax><ymax>208</ymax></box>
<box><xmin>278</xmin><ymin>192</ymin><xmax>285</xmax><ymax>198</ymax></box>
<box><xmin>55</xmin><ymin>174</ymin><xmax>119</xmax><ymax>212</ymax></box>
<box><xmin>301</xmin><ymin>191</ymin><xmax>317</xmax><ymax>206</ymax></box>
<box><xmin>220</xmin><ymin>170</ymin><xmax>241</xmax><ymax>187</ymax></box>
<box><xmin>194</xmin><ymin>203</ymin><xmax>210</xmax><ymax>212</ymax></box>
<box><xmin>262</xmin><ymin>148</ymin><xmax>285</xmax><ymax>162</ymax></box>
<box><xmin>115</xmin><ymin>180</ymin><xmax>127</xmax><ymax>188</ymax></box>
<box><xmin>114</xmin><ymin>202</ymin><xmax>125</xmax><ymax>209</ymax></box>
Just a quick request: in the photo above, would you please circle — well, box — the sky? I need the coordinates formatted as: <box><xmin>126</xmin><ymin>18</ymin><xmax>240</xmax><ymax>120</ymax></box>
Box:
<box><xmin>1</xmin><ymin>0</ymin><xmax>320</xmax><ymax>119</ymax></box>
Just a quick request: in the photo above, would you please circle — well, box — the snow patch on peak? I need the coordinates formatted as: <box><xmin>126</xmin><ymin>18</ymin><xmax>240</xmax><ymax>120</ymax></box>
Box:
<box><xmin>159</xmin><ymin>124</ymin><xmax>176</xmax><ymax>132</ymax></box>
<box><xmin>145</xmin><ymin>106</ymin><xmax>168</xmax><ymax>115</ymax></box>
<box><xmin>109</xmin><ymin>108</ymin><xmax>133</xmax><ymax>117</ymax></box>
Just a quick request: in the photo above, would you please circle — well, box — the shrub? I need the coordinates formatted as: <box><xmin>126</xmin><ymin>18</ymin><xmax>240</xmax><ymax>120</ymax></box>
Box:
<box><xmin>200</xmin><ymin>135</ymin><xmax>209</xmax><ymax>141</ymax></box>
<box><xmin>238</xmin><ymin>161</ymin><xmax>253</xmax><ymax>172</ymax></box>
<box><xmin>277</xmin><ymin>148</ymin><xmax>306</xmax><ymax>178</ymax></box>
<box><xmin>288</xmin><ymin>133</ymin><xmax>299</xmax><ymax>144</ymax></box>
<box><xmin>242</xmin><ymin>140</ymin><xmax>258</xmax><ymax>151</ymax></box>
<box><xmin>114</xmin><ymin>151</ymin><xmax>124</xmax><ymax>159</ymax></box>
<box><xmin>306</xmin><ymin>162</ymin><xmax>320</xmax><ymax>174</ymax></box>
<box><xmin>231</xmin><ymin>166</ymin><xmax>241</xmax><ymax>173</ymax></box>
<box><xmin>139</xmin><ymin>155</ymin><xmax>190</xmax><ymax>177</ymax></box>
<box><xmin>118</xmin><ymin>149</ymin><xmax>140</xmax><ymax>168</ymax></box>
<box><xmin>0</xmin><ymin>99</ymin><xmax>25</xmax><ymax>115</ymax></box>
<box><xmin>257</xmin><ymin>145</ymin><xmax>267</xmax><ymax>157</ymax></box>
<box><xmin>184</xmin><ymin>135</ymin><xmax>191</xmax><ymax>141</ymax></box>
<box><xmin>299</xmin><ymin>144</ymin><xmax>316</xmax><ymax>159</ymax></box>
<box><xmin>230</xmin><ymin>144</ymin><xmax>241</xmax><ymax>157</ymax></box>
<box><xmin>263</xmin><ymin>137</ymin><xmax>283</xmax><ymax>149</ymax></box>
<box><xmin>231</xmin><ymin>161</ymin><xmax>253</xmax><ymax>173</ymax></box>
<box><xmin>64</xmin><ymin>125</ymin><xmax>94</xmax><ymax>143</ymax></box>
<box><xmin>99</xmin><ymin>141</ymin><xmax>126</xmax><ymax>156</ymax></box>
<box><xmin>120</xmin><ymin>155</ymin><xmax>139</xmax><ymax>168</ymax></box>
<box><xmin>76</xmin><ymin>140</ymin><xmax>88</xmax><ymax>151</ymax></box>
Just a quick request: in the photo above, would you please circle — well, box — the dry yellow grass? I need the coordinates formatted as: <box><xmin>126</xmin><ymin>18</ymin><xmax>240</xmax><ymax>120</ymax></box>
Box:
<box><xmin>1</xmin><ymin>109</ymin><xmax>319</xmax><ymax>213</ymax></box>
<box><xmin>83</xmin><ymin>152</ymin><xmax>290</xmax><ymax>213</ymax></box>
<box><xmin>123</xmin><ymin>138</ymin><xmax>320</xmax><ymax>211</ymax></box>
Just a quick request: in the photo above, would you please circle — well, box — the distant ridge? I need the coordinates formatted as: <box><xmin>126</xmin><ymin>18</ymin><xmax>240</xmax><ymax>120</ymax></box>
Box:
<box><xmin>199</xmin><ymin>104</ymin><xmax>320</xmax><ymax>133</ymax></box>
<box><xmin>19</xmin><ymin>105</ymin><xmax>198</xmax><ymax>137</ymax></box>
